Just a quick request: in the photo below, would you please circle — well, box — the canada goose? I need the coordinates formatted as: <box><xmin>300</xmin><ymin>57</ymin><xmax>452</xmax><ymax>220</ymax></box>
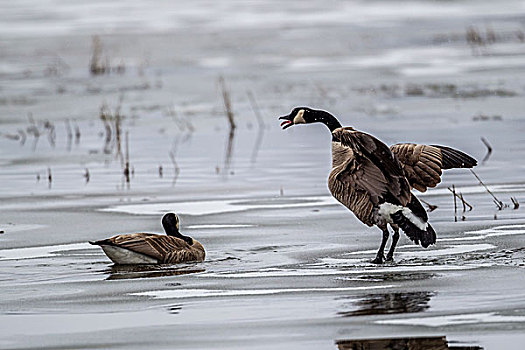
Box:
<box><xmin>90</xmin><ymin>213</ymin><xmax>205</xmax><ymax>265</ymax></box>
<box><xmin>279</xmin><ymin>107</ymin><xmax>476</xmax><ymax>263</ymax></box>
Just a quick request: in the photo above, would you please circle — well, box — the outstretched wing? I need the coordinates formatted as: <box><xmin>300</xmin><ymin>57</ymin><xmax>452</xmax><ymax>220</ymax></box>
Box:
<box><xmin>92</xmin><ymin>233</ymin><xmax>190</xmax><ymax>262</ymax></box>
<box><xmin>390</xmin><ymin>143</ymin><xmax>477</xmax><ymax>192</ymax></box>
<box><xmin>329</xmin><ymin>128</ymin><xmax>411</xmax><ymax>225</ymax></box>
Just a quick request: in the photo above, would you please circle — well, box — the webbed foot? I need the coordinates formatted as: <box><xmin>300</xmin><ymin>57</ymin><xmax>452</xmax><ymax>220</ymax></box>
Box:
<box><xmin>371</xmin><ymin>254</ymin><xmax>385</xmax><ymax>264</ymax></box>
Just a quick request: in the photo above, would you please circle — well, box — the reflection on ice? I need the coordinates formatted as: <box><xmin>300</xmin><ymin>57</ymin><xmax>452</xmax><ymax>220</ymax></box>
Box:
<box><xmin>337</xmin><ymin>336</ymin><xmax>483</xmax><ymax>350</ymax></box>
<box><xmin>338</xmin><ymin>291</ymin><xmax>433</xmax><ymax>317</ymax></box>
<box><xmin>106</xmin><ymin>265</ymin><xmax>205</xmax><ymax>280</ymax></box>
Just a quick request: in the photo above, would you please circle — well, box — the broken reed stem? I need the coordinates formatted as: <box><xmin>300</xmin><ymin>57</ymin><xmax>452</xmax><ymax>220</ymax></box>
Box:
<box><xmin>123</xmin><ymin>131</ymin><xmax>130</xmax><ymax>185</ymax></box>
<box><xmin>84</xmin><ymin>168</ymin><xmax>90</xmax><ymax>184</ymax></box>
<box><xmin>511</xmin><ymin>197</ymin><xmax>520</xmax><ymax>210</ymax></box>
<box><xmin>18</xmin><ymin>129</ymin><xmax>26</xmax><ymax>145</ymax></box>
<box><xmin>459</xmin><ymin>193</ymin><xmax>466</xmax><ymax>212</ymax></box>
<box><xmin>470</xmin><ymin>169</ymin><xmax>503</xmax><ymax>210</ymax></box>
<box><xmin>247</xmin><ymin>90</ymin><xmax>265</xmax><ymax>164</ymax></box>
<box><xmin>451</xmin><ymin>185</ymin><xmax>458</xmax><ymax>222</ymax></box>
<box><xmin>89</xmin><ymin>35</ymin><xmax>106</xmax><ymax>75</ymax></box>
<box><xmin>169</xmin><ymin>151</ymin><xmax>180</xmax><ymax>186</ymax></box>
<box><xmin>65</xmin><ymin>119</ymin><xmax>73</xmax><ymax>150</ymax></box>
<box><xmin>47</xmin><ymin>167</ymin><xmax>52</xmax><ymax>189</ymax></box>
<box><xmin>419</xmin><ymin>198</ymin><xmax>438</xmax><ymax>212</ymax></box>
<box><xmin>74</xmin><ymin>120</ymin><xmax>81</xmax><ymax>144</ymax></box>
<box><xmin>115</xmin><ymin>105</ymin><xmax>122</xmax><ymax>162</ymax></box>
<box><xmin>100</xmin><ymin>104</ymin><xmax>112</xmax><ymax>154</ymax></box>
<box><xmin>481</xmin><ymin>137</ymin><xmax>493</xmax><ymax>163</ymax></box>
<box><xmin>447</xmin><ymin>187</ymin><xmax>473</xmax><ymax>212</ymax></box>
<box><xmin>246</xmin><ymin>90</ymin><xmax>265</xmax><ymax>128</ymax></box>
<box><xmin>218</xmin><ymin>76</ymin><xmax>236</xmax><ymax>131</ymax></box>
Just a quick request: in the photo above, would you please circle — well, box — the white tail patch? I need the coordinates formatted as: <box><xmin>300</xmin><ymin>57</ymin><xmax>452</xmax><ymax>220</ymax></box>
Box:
<box><xmin>378</xmin><ymin>202</ymin><xmax>428</xmax><ymax>231</ymax></box>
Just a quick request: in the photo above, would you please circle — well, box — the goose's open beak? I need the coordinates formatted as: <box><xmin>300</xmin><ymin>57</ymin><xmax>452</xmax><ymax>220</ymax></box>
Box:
<box><xmin>279</xmin><ymin>115</ymin><xmax>293</xmax><ymax>130</ymax></box>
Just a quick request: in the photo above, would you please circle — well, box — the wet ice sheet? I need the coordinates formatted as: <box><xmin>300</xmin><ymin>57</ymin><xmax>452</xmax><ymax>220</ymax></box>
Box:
<box><xmin>132</xmin><ymin>285</ymin><xmax>395</xmax><ymax>299</ymax></box>
<box><xmin>202</xmin><ymin>264</ymin><xmax>480</xmax><ymax>279</ymax></box>
<box><xmin>345</xmin><ymin>243</ymin><xmax>496</xmax><ymax>257</ymax></box>
<box><xmin>0</xmin><ymin>310</ymin><xmax>178</xmax><ymax>336</ymax></box>
<box><xmin>0</xmin><ymin>242</ymin><xmax>91</xmax><ymax>261</ymax></box>
<box><xmin>441</xmin><ymin>225</ymin><xmax>525</xmax><ymax>242</ymax></box>
<box><xmin>0</xmin><ymin>223</ymin><xmax>46</xmax><ymax>233</ymax></box>
<box><xmin>377</xmin><ymin>312</ymin><xmax>525</xmax><ymax>327</ymax></box>
<box><xmin>100</xmin><ymin>196</ymin><xmax>338</xmax><ymax>216</ymax></box>
<box><xmin>186</xmin><ymin>224</ymin><xmax>255</xmax><ymax>229</ymax></box>
<box><xmin>397</xmin><ymin>243</ymin><xmax>495</xmax><ymax>258</ymax></box>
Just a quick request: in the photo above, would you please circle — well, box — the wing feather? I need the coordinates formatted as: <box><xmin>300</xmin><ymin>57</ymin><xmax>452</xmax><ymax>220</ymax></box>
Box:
<box><xmin>391</xmin><ymin>143</ymin><xmax>476</xmax><ymax>192</ymax></box>
<box><xmin>101</xmin><ymin>233</ymin><xmax>191</xmax><ymax>262</ymax></box>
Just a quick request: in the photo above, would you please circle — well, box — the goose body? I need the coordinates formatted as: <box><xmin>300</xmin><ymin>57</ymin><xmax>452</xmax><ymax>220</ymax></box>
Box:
<box><xmin>90</xmin><ymin>213</ymin><xmax>205</xmax><ymax>265</ymax></box>
<box><xmin>279</xmin><ymin>107</ymin><xmax>476</xmax><ymax>263</ymax></box>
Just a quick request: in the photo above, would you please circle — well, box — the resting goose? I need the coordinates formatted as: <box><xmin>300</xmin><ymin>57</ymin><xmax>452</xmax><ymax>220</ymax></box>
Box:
<box><xmin>90</xmin><ymin>213</ymin><xmax>205</xmax><ymax>265</ymax></box>
<box><xmin>279</xmin><ymin>107</ymin><xmax>476</xmax><ymax>263</ymax></box>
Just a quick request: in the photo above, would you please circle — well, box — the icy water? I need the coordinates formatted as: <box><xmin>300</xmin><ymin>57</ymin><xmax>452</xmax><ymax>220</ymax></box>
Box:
<box><xmin>1</xmin><ymin>0</ymin><xmax>525</xmax><ymax>349</ymax></box>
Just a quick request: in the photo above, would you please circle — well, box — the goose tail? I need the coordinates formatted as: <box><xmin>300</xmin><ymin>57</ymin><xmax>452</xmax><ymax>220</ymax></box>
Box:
<box><xmin>380</xmin><ymin>195</ymin><xmax>436</xmax><ymax>248</ymax></box>
<box><xmin>89</xmin><ymin>239</ymin><xmax>109</xmax><ymax>246</ymax></box>
<box><xmin>390</xmin><ymin>210</ymin><xmax>436</xmax><ymax>248</ymax></box>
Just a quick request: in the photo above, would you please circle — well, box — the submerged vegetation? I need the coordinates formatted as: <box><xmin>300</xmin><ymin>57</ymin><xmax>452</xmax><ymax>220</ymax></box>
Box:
<box><xmin>89</xmin><ymin>35</ymin><xmax>126</xmax><ymax>76</ymax></box>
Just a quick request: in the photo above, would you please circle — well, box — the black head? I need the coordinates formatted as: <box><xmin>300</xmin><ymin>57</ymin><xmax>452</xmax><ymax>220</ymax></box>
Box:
<box><xmin>278</xmin><ymin>107</ymin><xmax>314</xmax><ymax>130</ymax></box>
<box><xmin>162</xmin><ymin>212</ymin><xmax>180</xmax><ymax>234</ymax></box>
<box><xmin>278</xmin><ymin>107</ymin><xmax>342</xmax><ymax>132</ymax></box>
<box><xmin>161</xmin><ymin>212</ymin><xmax>194</xmax><ymax>245</ymax></box>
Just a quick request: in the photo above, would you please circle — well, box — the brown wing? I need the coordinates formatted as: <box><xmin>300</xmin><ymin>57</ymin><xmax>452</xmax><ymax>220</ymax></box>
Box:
<box><xmin>98</xmin><ymin>233</ymin><xmax>192</xmax><ymax>263</ymax></box>
<box><xmin>390</xmin><ymin>143</ymin><xmax>477</xmax><ymax>192</ymax></box>
<box><xmin>329</xmin><ymin>128</ymin><xmax>411</xmax><ymax>225</ymax></box>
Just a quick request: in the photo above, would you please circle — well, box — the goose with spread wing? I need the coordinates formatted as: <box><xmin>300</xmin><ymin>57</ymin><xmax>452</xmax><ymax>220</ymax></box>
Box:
<box><xmin>90</xmin><ymin>213</ymin><xmax>205</xmax><ymax>265</ymax></box>
<box><xmin>279</xmin><ymin>107</ymin><xmax>476</xmax><ymax>263</ymax></box>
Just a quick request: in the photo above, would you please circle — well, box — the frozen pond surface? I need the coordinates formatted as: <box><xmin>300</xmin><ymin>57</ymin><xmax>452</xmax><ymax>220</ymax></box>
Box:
<box><xmin>1</xmin><ymin>0</ymin><xmax>525</xmax><ymax>349</ymax></box>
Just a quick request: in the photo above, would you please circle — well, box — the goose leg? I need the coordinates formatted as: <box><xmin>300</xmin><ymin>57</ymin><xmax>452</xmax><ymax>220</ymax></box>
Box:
<box><xmin>386</xmin><ymin>225</ymin><xmax>400</xmax><ymax>262</ymax></box>
<box><xmin>371</xmin><ymin>226</ymin><xmax>389</xmax><ymax>264</ymax></box>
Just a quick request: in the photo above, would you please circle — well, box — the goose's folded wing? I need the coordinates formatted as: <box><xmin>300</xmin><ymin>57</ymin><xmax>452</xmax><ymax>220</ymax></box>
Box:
<box><xmin>333</xmin><ymin>128</ymin><xmax>411</xmax><ymax>206</ymax></box>
<box><xmin>100</xmin><ymin>233</ymin><xmax>189</xmax><ymax>261</ymax></box>
<box><xmin>390</xmin><ymin>143</ymin><xmax>477</xmax><ymax>192</ymax></box>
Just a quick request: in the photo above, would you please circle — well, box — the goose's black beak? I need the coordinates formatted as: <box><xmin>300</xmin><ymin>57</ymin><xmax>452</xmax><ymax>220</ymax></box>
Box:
<box><xmin>279</xmin><ymin>115</ymin><xmax>293</xmax><ymax>130</ymax></box>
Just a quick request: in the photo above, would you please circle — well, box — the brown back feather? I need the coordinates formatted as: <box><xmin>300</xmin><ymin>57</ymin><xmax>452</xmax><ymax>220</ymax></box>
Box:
<box><xmin>329</xmin><ymin>128</ymin><xmax>411</xmax><ymax>225</ymax></box>
<box><xmin>98</xmin><ymin>233</ymin><xmax>205</xmax><ymax>263</ymax></box>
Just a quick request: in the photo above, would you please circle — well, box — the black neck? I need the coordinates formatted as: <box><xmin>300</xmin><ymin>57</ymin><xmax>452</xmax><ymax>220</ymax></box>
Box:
<box><xmin>163</xmin><ymin>223</ymin><xmax>193</xmax><ymax>245</ymax></box>
<box><xmin>312</xmin><ymin>110</ymin><xmax>342</xmax><ymax>132</ymax></box>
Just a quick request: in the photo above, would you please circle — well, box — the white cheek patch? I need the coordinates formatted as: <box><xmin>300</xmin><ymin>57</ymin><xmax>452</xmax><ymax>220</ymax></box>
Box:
<box><xmin>293</xmin><ymin>109</ymin><xmax>306</xmax><ymax>124</ymax></box>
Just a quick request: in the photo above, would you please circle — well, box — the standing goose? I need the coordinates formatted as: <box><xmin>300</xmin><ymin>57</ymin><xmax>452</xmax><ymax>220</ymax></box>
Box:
<box><xmin>90</xmin><ymin>213</ymin><xmax>205</xmax><ymax>265</ymax></box>
<box><xmin>279</xmin><ymin>107</ymin><xmax>476</xmax><ymax>263</ymax></box>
